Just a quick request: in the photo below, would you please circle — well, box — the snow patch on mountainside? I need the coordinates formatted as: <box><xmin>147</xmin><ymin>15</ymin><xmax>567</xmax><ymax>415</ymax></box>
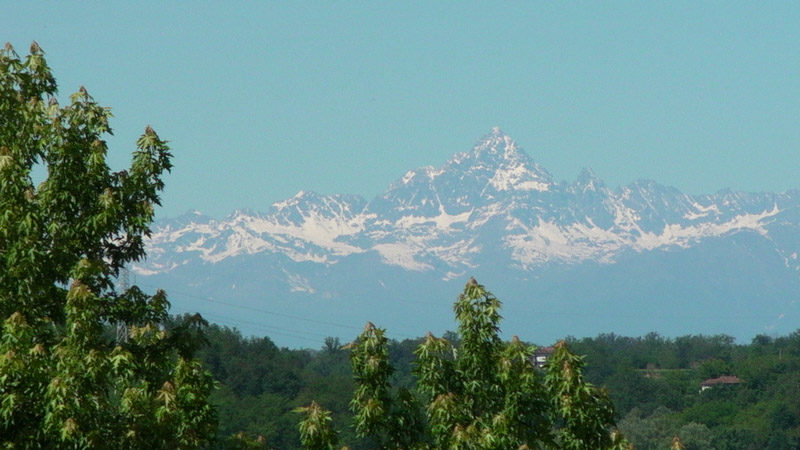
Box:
<box><xmin>284</xmin><ymin>270</ymin><xmax>316</xmax><ymax>294</ymax></box>
<box><xmin>634</xmin><ymin>205</ymin><xmax>778</xmax><ymax>250</ymax></box>
<box><xmin>209</xmin><ymin>227</ymin><xmax>280</xmax><ymax>263</ymax></box>
<box><xmin>505</xmin><ymin>206</ymin><xmax>780</xmax><ymax>267</ymax></box>
<box><xmin>148</xmin><ymin>222</ymin><xmax>222</xmax><ymax>245</ymax></box>
<box><xmin>137</xmin><ymin>205</ymin><xmax>373</xmax><ymax>269</ymax></box>
<box><xmin>489</xmin><ymin>163</ymin><xmax>550</xmax><ymax>192</ymax></box>
<box><xmin>236</xmin><ymin>213</ymin><xmax>367</xmax><ymax>256</ymax></box>
<box><xmin>684</xmin><ymin>201</ymin><xmax>722</xmax><ymax>220</ymax></box>
<box><xmin>468</xmin><ymin>203</ymin><xmax>506</xmax><ymax>228</ymax></box>
<box><xmin>428</xmin><ymin>239</ymin><xmax>481</xmax><ymax>267</ymax></box>
<box><xmin>505</xmin><ymin>218</ymin><xmax>624</xmax><ymax>267</ymax></box>
<box><xmin>401</xmin><ymin>166</ymin><xmax>443</xmax><ymax>184</ymax></box>
<box><xmin>395</xmin><ymin>205</ymin><xmax>472</xmax><ymax>231</ymax></box>
<box><xmin>443</xmin><ymin>271</ymin><xmax>466</xmax><ymax>281</ymax></box>
<box><xmin>611</xmin><ymin>201</ymin><xmax>641</xmax><ymax>231</ymax></box>
<box><xmin>372</xmin><ymin>243</ymin><xmax>432</xmax><ymax>271</ymax></box>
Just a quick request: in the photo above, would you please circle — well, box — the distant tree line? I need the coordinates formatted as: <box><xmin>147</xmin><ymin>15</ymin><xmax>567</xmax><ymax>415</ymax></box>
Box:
<box><xmin>196</xmin><ymin>318</ymin><xmax>800</xmax><ymax>449</ymax></box>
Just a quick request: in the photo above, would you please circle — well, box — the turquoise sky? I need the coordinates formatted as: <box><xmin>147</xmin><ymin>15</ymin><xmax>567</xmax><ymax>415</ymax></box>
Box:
<box><xmin>6</xmin><ymin>2</ymin><xmax>800</xmax><ymax>218</ymax></box>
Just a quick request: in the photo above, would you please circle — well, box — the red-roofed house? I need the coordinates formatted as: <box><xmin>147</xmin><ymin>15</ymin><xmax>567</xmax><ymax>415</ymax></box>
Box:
<box><xmin>700</xmin><ymin>375</ymin><xmax>743</xmax><ymax>392</ymax></box>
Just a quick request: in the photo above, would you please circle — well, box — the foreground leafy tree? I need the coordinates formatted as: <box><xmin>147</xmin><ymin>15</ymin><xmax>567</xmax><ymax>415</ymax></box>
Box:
<box><xmin>0</xmin><ymin>43</ymin><xmax>216</xmax><ymax>447</ymax></box>
<box><xmin>301</xmin><ymin>279</ymin><xmax>627</xmax><ymax>449</ymax></box>
<box><xmin>348</xmin><ymin>322</ymin><xmax>423</xmax><ymax>448</ymax></box>
<box><xmin>411</xmin><ymin>280</ymin><xmax>552</xmax><ymax>449</ymax></box>
<box><xmin>295</xmin><ymin>401</ymin><xmax>339</xmax><ymax>450</ymax></box>
<box><xmin>545</xmin><ymin>341</ymin><xmax>623</xmax><ymax>449</ymax></box>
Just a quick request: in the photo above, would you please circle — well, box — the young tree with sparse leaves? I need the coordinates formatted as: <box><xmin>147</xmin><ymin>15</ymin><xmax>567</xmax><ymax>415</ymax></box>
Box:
<box><xmin>0</xmin><ymin>42</ymin><xmax>216</xmax><ymax>448</ymax></box>
<box><xmin>545</xmin><ymin>340</ymin><xmax>628</xmax><ymax>449</ymax></box>
<box><xmin>300</xmin><ymin>278</ymin><xmax>629</xmax><ymax>449</ymax></box>
<box><xmin>295</xmin><ymin>401</ymin><xmax>340</xmax><ymax>450</ymax></box>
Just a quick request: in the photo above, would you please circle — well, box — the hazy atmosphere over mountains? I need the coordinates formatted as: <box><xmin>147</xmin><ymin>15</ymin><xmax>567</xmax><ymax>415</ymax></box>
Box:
<box><xmin>134</xmin><ymin>129</ymin><xmax>800</xmax><ymax>348</ymax></box>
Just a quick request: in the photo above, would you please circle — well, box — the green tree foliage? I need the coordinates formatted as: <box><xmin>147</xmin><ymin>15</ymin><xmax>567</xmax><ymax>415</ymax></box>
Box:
<box><xmin>346</xmin><ymin>322</ymin><xmax>423</xmax><ymax>448</ymax></box>
<box><xmin>191</xmin><ymin>317</ymin><xmax>800</xmax><ymax>448</ymax></box>
<box><xmin>301</xmin><ymin>279</ymin><xmax>626</xmax><ymax>449</ymax></box>
<box><xmin>0</xmin><ymin>43</ymin><xmax>216</xmax><ymax>448</ymax></box>
<box><xmin>412</xmin><ymin>280</ymin><xmax>554</xmax><ymax>449</ymax></box>
<box><xmin>196</xmin><ymin>323</ymin><xmax>368</xmax><ymax>449</ymax></box>
<box><xmin>545</xmin><ymin>341</ymin><xmax>620</xmax><ymax>449</ymax></box>
<box><xmin>570</xmin><ymin>331</ymin><xmax>800</xmax><ymax>449</ymax></box>
<box><xmin>295</xmin><ymin>401</ymin><xmax>339</xmax><ymax>450</ymax></box>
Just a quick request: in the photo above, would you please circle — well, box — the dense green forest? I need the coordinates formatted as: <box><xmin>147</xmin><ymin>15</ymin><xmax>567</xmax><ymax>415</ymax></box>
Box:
<box><xmin>195</xmin><ymin>320</ymin><xmax>800</xmax><ymax>449</ymax></box>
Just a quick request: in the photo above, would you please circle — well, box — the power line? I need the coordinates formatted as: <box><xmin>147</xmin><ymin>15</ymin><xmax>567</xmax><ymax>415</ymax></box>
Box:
<box><xmin>170</xmin><ymin>306</ymin><xmax>326</xmax><ymax>345</ymax></box>
<box><xmin>138</xmin><ymin>283</ymin><xmax>364</xmax><ymax>332</ymax></box>
<box><xmin>146</xmin><ymin>284</ymin><xmax>418</xmax><ymax>340</ymax></box>
<box><xmin>140</xmin><ymin>281</ymin><xmax>781</xmax><ymax>345</ymax></box>
<box><xmin>192</xmin><ymin>308</ymin><xmax>340</xmax><ymax>340</ymax></box>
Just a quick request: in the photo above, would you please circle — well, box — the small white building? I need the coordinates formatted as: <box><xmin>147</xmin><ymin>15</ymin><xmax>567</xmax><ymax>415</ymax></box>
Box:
<box><xmin>533</xmin><ymin>346</ymin><xmax>555</xmax><ymax>369</ymax></box>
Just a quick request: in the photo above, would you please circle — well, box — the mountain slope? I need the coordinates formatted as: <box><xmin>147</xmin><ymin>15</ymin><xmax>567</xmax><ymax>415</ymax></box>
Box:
<box><xmin>134</xmin><ymin>128</ymin><xmax>800</xmax><ymax>348</ymax></box>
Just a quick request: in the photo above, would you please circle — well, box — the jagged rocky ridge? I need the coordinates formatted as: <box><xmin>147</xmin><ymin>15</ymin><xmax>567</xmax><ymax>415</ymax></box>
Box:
<box><xmin>136</xmin><ymin>128</ymin><xmax>800</xmax><ymax>347</ymax></box>
<box><xmin>138</xmin><ymin>127</ymin><xmax>798</xmax><ymax>275</ymax></box>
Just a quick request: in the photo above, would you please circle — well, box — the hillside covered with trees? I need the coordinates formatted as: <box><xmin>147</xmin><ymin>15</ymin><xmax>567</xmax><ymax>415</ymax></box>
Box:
<box><xmin>199</xmin><ymin>321</ymin><xmax>800</xmax><ymax>449</ymax></box>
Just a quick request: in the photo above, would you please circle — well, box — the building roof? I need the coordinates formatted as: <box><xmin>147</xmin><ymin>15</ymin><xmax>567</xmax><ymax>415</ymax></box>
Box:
<box><xmin>701</xmin><ymin>375</ymin><xmax>743</xmax><ymax>387</ymax></box>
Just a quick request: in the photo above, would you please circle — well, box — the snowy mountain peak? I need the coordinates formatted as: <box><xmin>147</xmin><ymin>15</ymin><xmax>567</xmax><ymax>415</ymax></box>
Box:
<box><xmin>449</xmin><ymin>128</ymin><xmax>554</xmax><ymax>193</ymax></box>
<box><xmin>468</xmin><ymin>126</ymin><xmax>521</xmax><ymax>160</ymax></box>
<box><xmin>398</xmin><ymin>166</ymin><xmax>443</xmax><ymax>186</ymax></box>
<box><xmin>481</xmin><ymin>126</ymin><xmax>514</xmax><ymax>148</ymax></box>
<box><xmin>573</xmin><ymin>168</ymin><xmax>606</xmax><ymax>192</ymax></box>
<box><xmin>272</xmin><ymin>190</ymin><xmax>321</xmax><ymax>207</ymax></box>
<box><xmin>375</xmin><ymin>129</ymin><xmax>556</xmax><ymax>217</ymax></box>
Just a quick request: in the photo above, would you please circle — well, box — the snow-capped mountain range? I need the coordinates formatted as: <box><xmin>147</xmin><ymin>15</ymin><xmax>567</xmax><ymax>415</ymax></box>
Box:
<box><xmin>136</xmin><ymin>128</ymin><xmax>800</xmax><ymax>348</ymax></box>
